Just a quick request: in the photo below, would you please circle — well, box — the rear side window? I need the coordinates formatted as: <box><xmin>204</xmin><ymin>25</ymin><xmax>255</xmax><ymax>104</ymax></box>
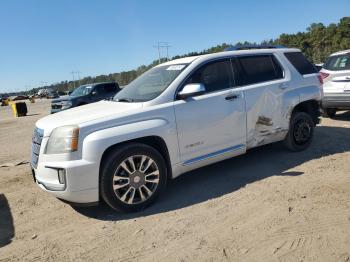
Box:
<box><xmin>104</xmin><ymin>83</ymin><xmax>118</xmax><ymax>93</ymax></box>
<box><xmin>323</xmin><ymin>54</ymin><xmax>350</xmax><ymax>71</ymax></box>
<box><xmin>284</xmin><ymin>52</ymin><xmax>317</xmax><ymax>75</ymax></box>
<box><xmin>184</xmin><ymin>59</ymin><xmax>234</xmax><ymax>93</ymax></box>
<box><xmin>234</xmin><ymin>55</ymin><xmax>284</xmax><ymax>86</ymax></box>
<box><xmin>94</xmin><ymin>85</ymin><xmax>104</xmax><ymax>94</ymax></box>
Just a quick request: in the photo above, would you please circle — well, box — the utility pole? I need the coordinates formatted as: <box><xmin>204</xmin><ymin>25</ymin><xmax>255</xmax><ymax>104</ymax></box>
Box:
<box><xmin>25</xmin><ymin>85</ymin><xmax>31</xmax><ymax>95</ymax></box>
<box><xmin>76</xmin><ymin>71</ymin><xmax>82</xmax><ymax>87</ymax></box>
<box><xmin>153</xmin><ymin>42</ymin><xmax>171</xmax><ymax>64</ymax></box>
<box><xmin>71</xmin><ymin>71</ymin><xmax>82</xmax><ymax>88</ymax></box>
<box><xmin>70</xmin><ymin>71</ymin><xmax>76</xmax><ymax>90</ymax></box>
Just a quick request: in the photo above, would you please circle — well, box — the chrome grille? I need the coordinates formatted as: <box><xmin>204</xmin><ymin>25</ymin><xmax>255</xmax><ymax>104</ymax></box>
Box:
<box><xmin>31</xmin><ymin>127</ymin><xmax>44</xmax><ymax>168</ymax></box>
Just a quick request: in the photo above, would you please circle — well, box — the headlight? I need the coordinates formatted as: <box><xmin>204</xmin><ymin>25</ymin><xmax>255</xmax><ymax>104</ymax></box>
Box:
<box><xmin>61</xmin><ymin>100</ymin><xmax>72</xmax><ymax>109</ymax></box>
<box><xmin>45</xmin><ymin>125</ymin><xmax>79</xmax><ymax>154</ymax></box>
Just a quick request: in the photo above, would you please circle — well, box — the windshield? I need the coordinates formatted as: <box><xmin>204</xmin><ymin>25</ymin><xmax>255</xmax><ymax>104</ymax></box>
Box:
<box><xmin>323</xmin><ymin>54</ymin><xmax>350</xmax><ymax>71</ymax></box>
<box><xmin>114</xmin><ymin>64</ymin><xmax>187</xmax><ymax>102</ymax></box>
<box><xmin>70</xmin><ymin>85</ymin><xmax>93</xmax><ymax>97</ymax></box>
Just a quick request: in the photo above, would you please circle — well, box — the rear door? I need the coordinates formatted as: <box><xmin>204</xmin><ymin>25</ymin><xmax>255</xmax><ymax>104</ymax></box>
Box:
<box><xmin>93</xmin><ymin>84</ymin><xmax>114</xmax><ymax>101</ymax></box>
<box><xmin>103</xmin><ymin>83</ymin><xmax>118</xmax><ymax>99</ymax></box>
<box><xmin>321</xmin><ymin>53</ymin><xmax>350</xmax><ymax>93</ymax></box>
<box><xmin>232</xmin><ymin>54</ymin><xmax>288</xmax><ymax>148</ymax></box>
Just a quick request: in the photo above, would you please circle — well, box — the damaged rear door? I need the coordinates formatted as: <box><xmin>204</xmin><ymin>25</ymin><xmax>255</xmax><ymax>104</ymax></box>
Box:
<box><xmin>231</xmin><ymin>54</ymin><xmax>289</xmax><ymax>148</ymax></box>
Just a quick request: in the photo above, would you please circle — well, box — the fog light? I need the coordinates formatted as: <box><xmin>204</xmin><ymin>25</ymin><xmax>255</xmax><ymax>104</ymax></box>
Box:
<box><xmin>57</xmin><ymin>169</ymin><xmax>66</xmax><ymax>184</ymax></box>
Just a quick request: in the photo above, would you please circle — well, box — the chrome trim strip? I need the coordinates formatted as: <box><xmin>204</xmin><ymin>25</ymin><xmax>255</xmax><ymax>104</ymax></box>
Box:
<box><xmin>182</xmin><ymin>144</ymin><xmax>245</xmax><ymax>166</ymax></box>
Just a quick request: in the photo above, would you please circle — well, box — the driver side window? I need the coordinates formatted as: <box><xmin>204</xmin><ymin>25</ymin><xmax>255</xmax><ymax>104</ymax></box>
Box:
<box><xmin>94</xmin><ymin>85</ymin><xmax>105</xmax><ymax>95</ymax></box>
<box><xmin>184</xmin><ymin>59</ymin><xmax>234</xmax><ymax>93</ymax></box>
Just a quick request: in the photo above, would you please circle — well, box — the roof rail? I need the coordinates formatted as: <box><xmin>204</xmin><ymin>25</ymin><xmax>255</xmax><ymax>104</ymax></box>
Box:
<box><xmin>224</xmin><ymin>45</ymin><xmax>286</xmax><ymax>51</ymax></box>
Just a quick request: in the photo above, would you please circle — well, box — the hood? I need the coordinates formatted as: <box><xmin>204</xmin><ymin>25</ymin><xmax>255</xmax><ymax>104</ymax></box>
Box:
<box><xmin>36</xmin><ymin>100</ymin><xmax>143</xmax><ymax>135</ymax></box>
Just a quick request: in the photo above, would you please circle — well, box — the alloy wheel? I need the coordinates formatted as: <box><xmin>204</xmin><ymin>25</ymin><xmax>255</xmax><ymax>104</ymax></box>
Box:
<box><xmin>112</xmin><ymin>155</ymin><xmax>160</xmax><ymax>205</ymax></box>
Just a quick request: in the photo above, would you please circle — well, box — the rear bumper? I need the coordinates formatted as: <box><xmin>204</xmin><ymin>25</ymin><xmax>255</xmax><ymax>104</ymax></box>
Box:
<box><xmin>322</xmin><ymin>93</ymin><xmax>350</xmax><ymax>109</ymax></box>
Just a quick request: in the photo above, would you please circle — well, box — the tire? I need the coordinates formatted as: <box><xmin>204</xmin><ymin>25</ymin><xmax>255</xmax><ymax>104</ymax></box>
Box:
<box><xmin>284</xmin><ymin>112</ymin><xmax>314</xmax><ymax>152</ymax></box>
<box><xmin>100</xmin><ymin>143</ymin><xmax>167</xmax><ymax>212</ymax></box>
<box><xmin>325</xmin><ymin>108</ymin><xmax>336</xmax><ymax>118</ymax></box>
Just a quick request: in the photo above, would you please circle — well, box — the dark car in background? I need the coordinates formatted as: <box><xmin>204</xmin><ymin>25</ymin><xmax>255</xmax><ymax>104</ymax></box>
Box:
<box><xmin>47</xmin><ymin>91</ymin><xmax>59</xmax><ymax>99</ymax></box>
<box><xmin>50</xmin><ymin>82</ymin><xmax>120</xmax><ymax>113</ymax></box>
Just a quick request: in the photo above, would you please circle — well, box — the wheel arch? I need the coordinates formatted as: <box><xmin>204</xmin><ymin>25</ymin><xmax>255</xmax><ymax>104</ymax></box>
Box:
<box><xmin>99</xmin><ymin>136</ymin><xmax>172</xmax><ymax>182</ymax></box>
<box><xmin>291</xmin><ymin>99</ymin><xmax>320</xmax><ymax>126</ymax></box>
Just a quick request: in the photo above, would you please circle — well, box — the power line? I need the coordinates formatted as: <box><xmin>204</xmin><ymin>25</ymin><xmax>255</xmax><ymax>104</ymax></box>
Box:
<box><xmin>70</xmin><ymin>71</ymin><xmax>82</xmax><ymax>89</ymax></box>
<box><xmin>153</xmin><ymin>41</ymin><xmax>171</xmax><ymax>64</ymax></box>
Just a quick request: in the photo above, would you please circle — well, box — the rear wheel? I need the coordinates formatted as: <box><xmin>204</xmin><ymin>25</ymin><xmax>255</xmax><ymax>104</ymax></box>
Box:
<box><xmin>100</xmin><ymin>143</ymin><xmax>167</xmax><ymax>212</ymax></box>
<box><xmin>284</xmin><ymin>112</ymin><xmax>314</xmax><ymax>152</ymax></box>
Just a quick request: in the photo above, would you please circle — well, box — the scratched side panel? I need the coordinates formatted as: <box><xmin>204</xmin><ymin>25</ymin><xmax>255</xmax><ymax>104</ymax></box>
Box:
<box><xmin>244</xmin><ymin>80</ymin><xmax>297</xmax><ymax>149</ymax></box>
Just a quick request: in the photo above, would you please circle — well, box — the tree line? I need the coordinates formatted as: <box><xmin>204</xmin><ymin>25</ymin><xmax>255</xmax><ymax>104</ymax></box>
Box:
<box><xmin>4</xmin><ymin>17</ymin><xmax>350</xmax><ymax>96</ymax></box>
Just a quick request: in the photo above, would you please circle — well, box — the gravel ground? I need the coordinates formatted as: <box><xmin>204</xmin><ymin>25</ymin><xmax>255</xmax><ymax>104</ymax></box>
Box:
<box><xmin>0</xmin><ymin>99</ymin><xmax>349</xmax><ymax>262</ymax></box>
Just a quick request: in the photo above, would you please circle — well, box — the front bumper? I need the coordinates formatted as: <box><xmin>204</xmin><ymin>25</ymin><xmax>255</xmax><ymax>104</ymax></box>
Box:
<box><xmin>322</xmin><ymin>93</ymin><xmax>350</xmax><ymax>109</ymax></box>
<box><xmin>31</xmin><ymin>159</ymin><xmax>99</xmax><ymax>204</ymax></box>
<box><xmin>50</xmin><ymin>104</ymin><xmax>72</xmax><ymax>114</ymax></box>
<box><xmin>50</xmin><ymin>108</ymin><xmax>62</xmax><ymax>114</ymax></box>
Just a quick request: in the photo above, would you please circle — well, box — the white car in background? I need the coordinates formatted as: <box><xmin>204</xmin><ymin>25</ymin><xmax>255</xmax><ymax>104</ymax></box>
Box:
<box><xmin>320</xmin><ymin>49</ymin><xmax>350</xmax><ymax>117</ymax></box>
<box><xmin>31</xmin><ymin>47</ymin><xmax>322</xmax><ymax>212</ymax></box>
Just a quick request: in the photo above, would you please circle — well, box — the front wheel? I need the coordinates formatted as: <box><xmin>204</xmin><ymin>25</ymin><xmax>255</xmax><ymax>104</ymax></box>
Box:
<box><xmin>100</xmin><ymin>143</ymin><xmax>167</xmax><ymax>212</ymax></box>
<box><xmin>284</xmin><ymin>112</ymin><xmax>314</xmax><ymax>152</ymax></box>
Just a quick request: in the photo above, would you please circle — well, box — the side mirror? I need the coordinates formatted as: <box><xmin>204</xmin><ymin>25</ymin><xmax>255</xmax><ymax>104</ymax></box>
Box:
<box><xmin>177</xmin><ymin>83</ymin><xmax>206</xmax><ymax>99</ymax></box>
<box><xmin>91</xmin><ymin>90</ymin><xmax>97</xmax><ymax>96</ymax></box>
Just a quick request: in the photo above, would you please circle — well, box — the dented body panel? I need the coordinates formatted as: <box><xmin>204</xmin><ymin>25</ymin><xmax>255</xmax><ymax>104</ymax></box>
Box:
<box><xmin>32</xmin><ymin>48</ymin><xmax>322</xmax><ymax>204</ymax></box>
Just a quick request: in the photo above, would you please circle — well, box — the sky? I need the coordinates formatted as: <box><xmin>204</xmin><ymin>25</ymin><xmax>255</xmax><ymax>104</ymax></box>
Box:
<box><xmin>0</xmin><ymin>0</ymin><xmax>349</xmax><ymax>93</ymax></box>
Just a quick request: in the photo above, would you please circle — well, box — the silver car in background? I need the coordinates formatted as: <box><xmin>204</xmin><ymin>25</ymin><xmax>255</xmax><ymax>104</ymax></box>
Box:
<box><xmin>320</xmin><ymin>49</ymin><xmax>350</xmax><ymax>117</ymax></box>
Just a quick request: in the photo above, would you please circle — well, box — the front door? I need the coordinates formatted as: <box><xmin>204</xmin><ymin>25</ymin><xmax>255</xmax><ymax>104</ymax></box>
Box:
<box><xmin>174</xmin><ymin>59</ymin><xmax>246</xmax><ymax>165</ymax></box>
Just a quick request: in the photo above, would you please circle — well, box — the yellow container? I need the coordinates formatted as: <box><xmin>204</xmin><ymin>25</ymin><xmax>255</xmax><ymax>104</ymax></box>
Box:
<box><xmin>11</xmin><ymin>102</ymin><xmax>27</xmax><ymax>117</ymax></box>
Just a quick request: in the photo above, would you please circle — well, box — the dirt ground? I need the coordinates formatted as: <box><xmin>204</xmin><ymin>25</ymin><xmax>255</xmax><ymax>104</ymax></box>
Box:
<box><xmin>0</xmin><ymin>99</ymin><xmax>349</xmax><ymax>262</ymax></box>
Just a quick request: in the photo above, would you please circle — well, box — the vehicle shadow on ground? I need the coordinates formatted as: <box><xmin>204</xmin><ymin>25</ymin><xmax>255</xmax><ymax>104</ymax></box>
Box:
<box><xmin>332</xmin><ymin>111</ymin><xmax>350</xmax><ymax>121</ymax></box>
<box><xmin>0</xmin><ymin>194</ymin><xmax>15</xmax><ymax>248</ymax></box>
<box><xmin>74</xmin><ymin>125</ymin><xmax>350</xmax><ymax>221</ymax></box>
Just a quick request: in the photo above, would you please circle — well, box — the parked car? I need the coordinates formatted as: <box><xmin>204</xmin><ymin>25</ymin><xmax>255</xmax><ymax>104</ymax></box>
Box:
<box><xmin>12</xmin><ymin>95</ymin><xmax>29</xmax><ymax>101</ymax></box>
<box><xmin>31</xmin><ymin>48</ymin><xmax>322</xmax><ymax>212</ymax></box>
<box><xmin>314</xmin><ymin>63</ymin><xmax>323</xmax><ymax>72</ymax></box>
<box><xmin>320</xmin><ymin>49</ymin><xmax>350</xmax><ymax>117</ymax></box>
<box><xmin>37</xmin><ymin>89</ymin><xmax>48</xmax><ymax>98</ymax></box>
<box><xmin>50</xmin><ymin>82</ymin><xmax>120</xmax><ymax>113</ymax></box>
<box><xmin>47</xmin><ymin>91</ymin><xmax>59</xmax><ymax>99</ymax></box>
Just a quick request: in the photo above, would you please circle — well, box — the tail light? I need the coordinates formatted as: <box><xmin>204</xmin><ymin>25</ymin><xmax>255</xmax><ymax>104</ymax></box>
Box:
<box><xmin>318</xmin><ymin>72</ymin><xmax>330</xmax><ymax>84</ymax></box>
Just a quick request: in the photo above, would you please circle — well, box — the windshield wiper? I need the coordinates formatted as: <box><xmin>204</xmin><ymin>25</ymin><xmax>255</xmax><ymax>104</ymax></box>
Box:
<box><xmin>116</xmin><ymin>98</ymin><xmax>134</xmax><ymax>102</ymax></box>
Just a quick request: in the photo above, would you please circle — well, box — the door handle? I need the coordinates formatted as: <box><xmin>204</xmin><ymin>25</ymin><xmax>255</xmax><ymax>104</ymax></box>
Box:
<box><xmin>225</xmin><ymin>94</ymin><xmax>239</xmax><ymax>101</ymax></box>
<box><xmin>279</xmin><ymin>83</ymin><xmax>289</xmax><ymax>90</ymax></box>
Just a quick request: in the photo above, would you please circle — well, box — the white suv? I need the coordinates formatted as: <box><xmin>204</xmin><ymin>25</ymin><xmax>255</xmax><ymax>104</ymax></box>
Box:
<box><xmin>320</xmin><ymin>49</ymin><xmax>350</xmax><ymax>117</ymax></box>
<box><xmin>31</xmin><ymin>48</ymin><xmax>322</xmax><ymax>212</ymax></box>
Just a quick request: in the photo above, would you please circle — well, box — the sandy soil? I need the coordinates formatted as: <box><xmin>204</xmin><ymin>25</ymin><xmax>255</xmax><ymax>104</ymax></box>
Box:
<box><xmin>0</xmin><ymin>100</ymin><xmax>349</xmax><ymax>262</ymax></box>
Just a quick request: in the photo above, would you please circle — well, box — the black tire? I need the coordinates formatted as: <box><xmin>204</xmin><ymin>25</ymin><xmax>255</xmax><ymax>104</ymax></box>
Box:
<box><xmin>284</xmin><ymin>112</ymin><xmax>314</xmax><ymax>152</ymax></box>
<box><xmin>100</xmin><ymin>143</ymin><xmax>167</xmax><ymax>212</ymax></box>
<box><xmin>324</xmin><ymin>108</ymin><xmax>336</xmax><ymax>118</ymax></box>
